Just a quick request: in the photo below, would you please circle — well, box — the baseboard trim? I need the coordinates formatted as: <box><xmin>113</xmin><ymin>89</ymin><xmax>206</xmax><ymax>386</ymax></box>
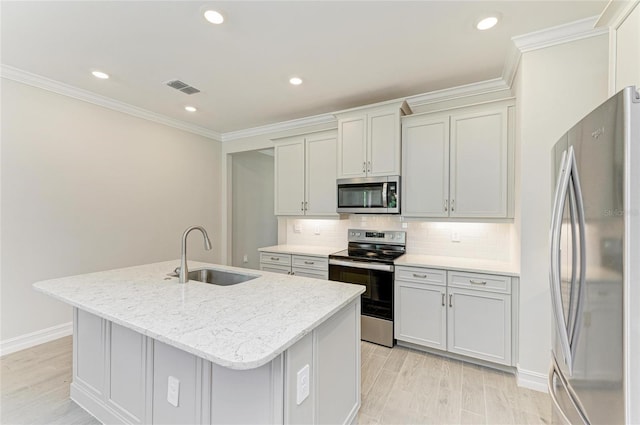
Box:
<box><xmin>0</xmin><ymin>322</ymin><xmax>72</xmax><ymax>357</ymax></box>
<box><xmin>517</xmin><ymin>367</ymin><xmax>549</xmax><ymax>393</ymax></box>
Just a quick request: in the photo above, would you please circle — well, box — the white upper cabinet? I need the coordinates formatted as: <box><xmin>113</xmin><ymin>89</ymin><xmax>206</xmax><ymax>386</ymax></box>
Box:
<box><xmin>336</xmin><ymin>102</ymin><xmax>410</xmax><ymax>179</ymax></box>
<box><xmin>450</xmin><ymin>109</ymin><xmax>508</xmax><ymax>218</ymax></box>
<box><xmin>402</xmin><ymin>101</ymin><xmax>514</xmax><ymax>219</ymax></box>
<box><xmin>274</xmin><ymin>137</ymin><xmax>306</xmax><ymax>215</ymax></box>
<box><xmin>274</xmin><ymin>130</ymin><xmax>338</xmax><ymax>216</ymax></box>
<box><xmin>402</xmin><ymin>115</ymin><xmax>450</xmax><ymax>217</ymax></box>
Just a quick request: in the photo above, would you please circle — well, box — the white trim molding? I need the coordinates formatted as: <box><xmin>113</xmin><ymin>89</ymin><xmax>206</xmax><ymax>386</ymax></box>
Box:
<box><xmin>596</xmin><ymin>0</ymin><xmax>640</xmax><ymax>29</ymax></box>
<box><xmin>0</xmin><ymin>65</ymin><xmax>222</xmax><ymax>141</ymax></box>
<box><xmin>406</xmin><ymin>78</ymin><xmax>510</xmax><ymax>109</ymax></box>
<box><xmin>221</xmin><ymin>112</ymin><xmax>336</xmax><ymax>142</ymax></box>
<box><xmin>517</xmin><ymin>366</ymin><xmax>549</xmax><ymax>393</ymax></box>
<box><xmin>0</xmin><ymin>321</ymin><xmax>72</xmax><ymax>357</ymax></box>
<box><xmin>502</xmin><ymin>15</ymin><xmax>610</xmax><ymax>87</ymax></box>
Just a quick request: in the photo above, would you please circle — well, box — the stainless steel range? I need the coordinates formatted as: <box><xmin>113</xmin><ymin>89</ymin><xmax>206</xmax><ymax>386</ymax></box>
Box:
<box><xmin>328</xmin><ymin>229</ymin><xmax>406</xmax><ymax>347</ymax></box>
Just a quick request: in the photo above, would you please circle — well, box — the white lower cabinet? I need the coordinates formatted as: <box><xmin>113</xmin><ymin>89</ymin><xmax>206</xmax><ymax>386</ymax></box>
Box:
<box><xmin>260</xmin><ymin>251</ymin><xmax>328</xmax><ymax>280</ymax></box>
<box><xmin>395</xmin><ymin>266</ymin><xmax>515</xmax><ymax>366</ymax></box>
<box><xmin>395</xmin><ymin>268</ymin><xmax>446</xmax><ymax>350</ymax></box>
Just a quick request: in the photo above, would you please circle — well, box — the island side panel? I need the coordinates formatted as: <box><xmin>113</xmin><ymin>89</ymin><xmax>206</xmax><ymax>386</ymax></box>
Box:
<box><xmin>210</xmin><ymin>356</ymin><xmax>284</xmax><ymax>424</ymax></box>
<box><xmin>314</xmin><ymin>299</ymin><xmax>361</xmax><ymax>425</ymax></box>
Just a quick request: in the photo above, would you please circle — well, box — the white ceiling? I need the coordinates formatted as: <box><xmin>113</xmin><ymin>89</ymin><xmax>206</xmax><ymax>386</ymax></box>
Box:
<box><xmin>1</xmin><ymin>1</ymin><xmax>607</xmax><ymax>135</ymax></box>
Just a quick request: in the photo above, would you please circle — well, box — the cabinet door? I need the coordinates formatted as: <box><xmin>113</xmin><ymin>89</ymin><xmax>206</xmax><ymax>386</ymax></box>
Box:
<box><xmin>395</xmin><ymin>280</ymin><xmax>446</xmax><ymax>350</ymax></box>
<box><xmin>337</xmin><ymin>116</ymin><xmax>367</xmax><ymax>178</ymax></box>
<box><xmin>274</xmin><ymin>138</ymin><xmax>306</xmax><ymax>215</ymax></box>
<box><xmin>447</xmin><ymin>287</ymin><xmax>511</xmax><ymax>365</ymax></box>
<box><xmin>401</xmin><ymin>116</ymin><xmax>450</xmax><ymax>217</ymax></box>
<box><xmin>450</xmin><ymin>108</ymin><xmax>508</xmax><ymax>218</ymax></box>
<box><xmin>305</xmin><ymin>132</ymin><xmax>338</xmax><ymax>216</ymax></box>
<box><xmin>368</xmin><ymin>110</ymin><xmax>400</xmax><ymax>176</ymax></box>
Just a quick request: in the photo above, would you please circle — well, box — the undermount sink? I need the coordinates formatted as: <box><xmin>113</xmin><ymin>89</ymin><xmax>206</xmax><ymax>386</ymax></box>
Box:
<box><xmin>172</xmin><ymin>268</ymin><xmax>258</xmax><ymax>286</ymax></box>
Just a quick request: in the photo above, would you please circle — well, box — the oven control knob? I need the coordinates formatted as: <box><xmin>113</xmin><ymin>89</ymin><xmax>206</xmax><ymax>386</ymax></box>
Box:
<box><xmin>356</xmin><ymin>232</ymin><xmax>361</xmax><ymax>236</ymax></box>
<box><xmin>389</xmin><ymin>234</ymin><xmax>394</xmax><ymax>239</ymax></box>
<box><xmin>350</xmin><ymin>232</ymin><xmax>355</xmax><ymax>236</ymax></box>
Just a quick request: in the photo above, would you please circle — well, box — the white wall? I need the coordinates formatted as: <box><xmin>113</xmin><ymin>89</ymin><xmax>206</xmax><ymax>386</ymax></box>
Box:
<box><xmin>231</xmin><ymin>150</ymin><xmax>277</xmax><ymax>269</ymax></box>
<box><xmin>1</xmin><ymin>79</ymin><xmax>222</xmax><ymax>346</ymax></box>
<box><xmin>615</xmin><ymin>3</ymin><xmax>640</xmax><ymax>91</ymax></box>
<box><xmin>282</xmin><ymin>217</ymin><xmax>516</xmax><ymax>262</ymax></box>
<box><xmin>515</xmin><ymin>34</ymin><xmax>609</xmax><ymax>383</ymax></box>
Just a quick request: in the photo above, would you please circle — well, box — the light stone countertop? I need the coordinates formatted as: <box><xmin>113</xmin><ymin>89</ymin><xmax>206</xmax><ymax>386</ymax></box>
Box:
<box><xmin>258</xmin><ymin>244</ymin><xmax>344</xmax><ymax>257</ymax></box>
<box><xmin>395</xmin><ymin>254</ymin><xmax>520</xmax><ymax>277</ymax></box>
<box><xmin>33</xmin><ymin>260</ymin><xmax>364</xmax><ymax>370</ymax></box>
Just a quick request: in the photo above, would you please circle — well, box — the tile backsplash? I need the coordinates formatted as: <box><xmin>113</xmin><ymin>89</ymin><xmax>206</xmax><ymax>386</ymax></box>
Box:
<box><xmin>282</xmin><ymin>216</ymin><xmax>517</xmax><ymax>262</ymax></box>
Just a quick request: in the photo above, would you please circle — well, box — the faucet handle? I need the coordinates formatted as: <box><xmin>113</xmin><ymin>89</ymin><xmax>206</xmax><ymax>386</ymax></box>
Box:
<box><xmin>174</xmin><ymin>266</ymin><xmax>181</xmax><ymax>275</ymax></box>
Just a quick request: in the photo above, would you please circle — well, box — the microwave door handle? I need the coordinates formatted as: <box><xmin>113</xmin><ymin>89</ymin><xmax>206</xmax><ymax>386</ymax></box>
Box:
<box><xmin>382</xmin><ymin>182</ymin><xmax>388</xmax><ymax>207</ymax></box>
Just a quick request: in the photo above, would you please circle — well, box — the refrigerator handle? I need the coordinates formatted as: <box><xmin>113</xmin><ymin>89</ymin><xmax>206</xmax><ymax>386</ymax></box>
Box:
<box><xmin>566</xmin><ymin>181</ymin><xmax>579</xmax><ymax>341</ymax></box>
<box><xmin>548</xmin><ymin>363</ymin><xmax>572</xmax><ymax>425</ymax></box>
<box><xmin>550</xmin><ymin>148</ymin><xmax>574</xmax><ymax>372</ymax></box>
<box><xmin>569</xmin><ymin>149</ymin><xmax>588</xmax><ymax>354</ymax></box>
<box><xmin>549</xmin><ymin>356</ymin><xmax>591</xmax><ymax>425</ymax></box>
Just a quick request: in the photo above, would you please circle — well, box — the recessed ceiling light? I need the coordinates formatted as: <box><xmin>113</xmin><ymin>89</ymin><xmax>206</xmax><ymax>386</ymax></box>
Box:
<box><xmin>91</xmin><ymin>70</ymin><xmax>109</xmax><ymax>79</ymax></box>
<box><xmin>204</xmin><ymin>10</ymin><xmax>224</xmax><ymax>24</ymax></box>
<box><xmin>185</xmin><ymin>106</ymin><xmax>197</xmax><ymax>112</ymax></box>
<box><xmin>476</xmin><ymin>16</ymin><xmax>498</xmax><ymax>30</ymax></box>
<box><xmin>289</xmin><ymin>77</ymin><xmax>303</xmax><ymax>86</ymax></box>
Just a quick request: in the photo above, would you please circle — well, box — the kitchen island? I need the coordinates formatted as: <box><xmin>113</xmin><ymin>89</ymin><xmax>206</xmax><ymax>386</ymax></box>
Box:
<box><xmin>33</xmin><ymin>261</ymin><xmax>364</xmax><ymax>425</ymax></box>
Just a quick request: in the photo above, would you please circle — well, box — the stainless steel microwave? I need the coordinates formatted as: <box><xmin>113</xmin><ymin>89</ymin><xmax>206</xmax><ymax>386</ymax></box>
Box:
<box><xmin>336</xmin><ymin>176</ymin><xmax>400</xmax><ymax>214</ymax></box>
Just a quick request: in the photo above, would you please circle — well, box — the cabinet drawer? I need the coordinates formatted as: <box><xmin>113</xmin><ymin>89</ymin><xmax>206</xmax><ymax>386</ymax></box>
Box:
<box><xmin>448</xmin><ymin>271</ymin><xmax>511</xmax><ymax>294</ymax></box>
<box><xmin>260</xmin><ymin>264</ymin><xmax>291</xmax><ymax>275</ymax></box>
<box><xmin>260</xmin><ymin>252</ymin><xmax>292</xmax><ymax>266</ymax></box>
<box><xmin>396</xmin><ymin>266</ymin><xmax>446</xmax><ymax>286</ymax></box>
<box><xmin>292</xmin><ymin>268</ymin><xmax>328</xmax><ymax>280</ymax></box>
<box><xmin>292</xmin><ymin>255</ymin><xmax>328</xmax><ymax>271</ymax></box>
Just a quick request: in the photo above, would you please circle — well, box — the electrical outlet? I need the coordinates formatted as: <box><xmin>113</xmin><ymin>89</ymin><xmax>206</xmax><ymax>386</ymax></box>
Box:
<box><xmin>296</xmin><ymin>364</ymin><xmax>310</xmax><ymax>405</ymax></box>
<box><xmin>243</xmin><ymin>254</ymin><xmax>249</xmax><ymax>263</ymax></box>
<box><xmin>401</xmin><ymin>222</ymin><xmax>408</xmax><ymax>229</ymax></box>
<box><xmin>167</xmin><ymin>375</ymin><xmax>180</xmax><ymax>407</ymax></box>
<box><xmin>451</xmin><ymin>231</ymin><xmax>461</xmax><ymax>243</ymax></box>
<box><xmin>294</xmin><ymin>223</ymin><xmax>302</xmax><ymax>233</ymax></box>
<box><xmin>314</xmin><ymin>224</ymin><xmax>321</xmax><ymax>235</ymax></box>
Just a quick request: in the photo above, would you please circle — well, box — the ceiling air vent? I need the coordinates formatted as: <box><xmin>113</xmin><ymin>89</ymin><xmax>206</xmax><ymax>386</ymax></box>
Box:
<box><xmin>165</xmin><ymin>79</ymin><xmax>201</xmax><ymax>95</ymax></box>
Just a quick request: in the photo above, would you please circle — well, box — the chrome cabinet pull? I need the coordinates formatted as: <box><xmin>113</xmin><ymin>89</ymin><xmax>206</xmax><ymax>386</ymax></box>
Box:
<box><xmin>449</xmin><ymin>294</ymin><xmax>453</xmax><ymax>307</ymax></box>
<box><xmin>301</xmin><ymin>201</ymin><xmax>304</xmax><ymax>212</ymax></box>
<box><xmin>441</xmin><ymin>293</ymin><xmax>445</xmax><ymax>306</ymax></box>
<box><xmin>451</xmin><ymin>199</ymin><xmax>455</xmax><ymax>212</ymax></box>
<box><xmin>291</xmin><ymin>271</ymin><xmax>295</xmax><ymax>275</ymax></box>
<box><xmin>362</xmin><ymin>161</ymin><xmax>366</xmax><ymax>173</ymax></box>
<box><xmin>367</xmin><ymin>161</ymin><xmax>371</xmax><ymax>172</ymax></box>
<box><xmin>470</xmin><ymin>279</ymin><xmax>487</xmax><ymax>285</ymax></box>
<box><xmin>287</xmin><ymin>271</ymin><xmax>291</xmax><ymax>275</ymax></box>
<box><xmin>444</xmin><ymin>199</ymin><xmax>448</xmax><ymax>212</ymax></box>
<box><xmin>304</xmin><ymin>261</ymin><xmax>314</xmax><ymax>265</ymax></box>
<box><xmin>413</xmin><ymin>273</ymin><xmax>427</xmax><ymax>279</ymax></box>
<box><xmin>304</xmin><ymin>201</ymin><xmax>308</xmax><ymax>211</ymax></box>
<box><xmin>270</xmin><ymin>257</ymin><xmax>279</xmax><ymax>261</ymax></box>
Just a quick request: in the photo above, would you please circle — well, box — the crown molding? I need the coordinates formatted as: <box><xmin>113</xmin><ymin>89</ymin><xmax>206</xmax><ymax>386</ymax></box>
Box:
<box><xmin>0</xmin><ymin>64</ymin><xmax>222</xmax><ymax>141</ymax></box>
<box><xmin>595</xmin><ymin>0</ymin><xmax>639</xmax><ymax>29</ymax></box>
<box><xmin>502</xmin><ymin>15</ymin><xmax>610</xmax><ymax>89</ymax></box>
<box><xmin>511</xmin><ymin>15</ymin><xmax>609</xmax><ymax>54</ymax></box>
<box><xmin>406</xmin><ymin>78</ymin><xmax>510</xmax><ymax>109</ymax></box>
<box><xmin>221</xmin><ymin>113</ymin><xmax>336</xmax><ymax>142</ymax></box>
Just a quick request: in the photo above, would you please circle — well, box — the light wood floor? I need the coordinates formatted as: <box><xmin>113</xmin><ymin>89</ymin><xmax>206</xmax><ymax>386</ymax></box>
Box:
<box><xmin>358</xmin><ymin>341</ymin><xmax>552</xmax><ymax>424</ymax></box>
<box><xmin>1</xmin><ymin>337</ymin><xmax>552</xmax><ymax>424</ymax></box>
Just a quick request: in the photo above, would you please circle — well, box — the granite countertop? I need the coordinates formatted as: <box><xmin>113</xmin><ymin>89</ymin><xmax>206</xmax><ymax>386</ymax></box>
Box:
<box><xmin>395</xmin><ymin>254</ymin><xmax>520</xmax><ymax>277</ymax></box>
<box><xmin>258</xmin><ymin>245</ymin><xmax>344</xmax><ymax>257</ymax></box>
<box><xmin>33</xmin><ymin>261</ymin><xmax>364</xmax><ymax>370</ymax></box>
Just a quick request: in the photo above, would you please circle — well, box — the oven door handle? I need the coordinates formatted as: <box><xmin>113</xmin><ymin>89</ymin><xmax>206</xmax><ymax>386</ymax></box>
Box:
<box><xmin>329</xmin><ymin>259</ymin><xmax>394</xmax><ymax>272</ymax></box>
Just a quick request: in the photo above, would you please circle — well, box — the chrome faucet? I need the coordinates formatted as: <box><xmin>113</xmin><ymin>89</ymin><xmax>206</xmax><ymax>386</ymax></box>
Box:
<box><xmin>179</xmin><ymin>226</ymin><xmax>212</xmax><ymax>283</ymax></box>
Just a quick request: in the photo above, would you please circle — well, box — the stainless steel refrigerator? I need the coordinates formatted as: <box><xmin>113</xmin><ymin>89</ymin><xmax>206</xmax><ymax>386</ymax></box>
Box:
<box><xmin>548</xmin><ymin>86</ymin><xmax>639</xmax><ymax>424</ymax></box>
